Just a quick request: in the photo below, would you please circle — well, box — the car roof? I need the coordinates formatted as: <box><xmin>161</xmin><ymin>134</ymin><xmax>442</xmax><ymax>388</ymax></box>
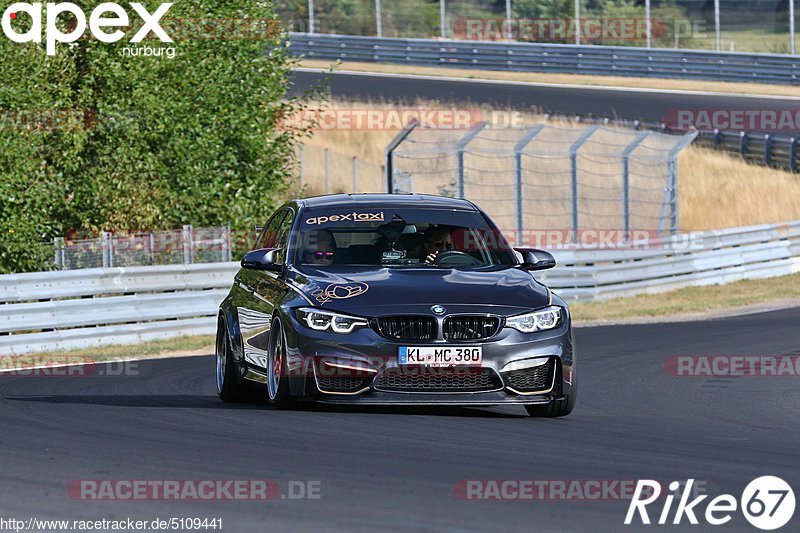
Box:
<box><xmin>296</xmin><ymin>193</ymin><xmax>478</xmax><ymax>211</ymax></box>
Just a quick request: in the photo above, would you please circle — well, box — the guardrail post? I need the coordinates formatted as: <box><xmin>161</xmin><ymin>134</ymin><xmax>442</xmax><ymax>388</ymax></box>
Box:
<box><xmin>765</xmin><ymin>134</ymin><xmax>773</xmax><ymax>166</ymax></box>
<box><xmin>791</xmin><ymin>138</ymin><xmax>798</xmax><ymax>172</ymax></box>
<box><xmin>740</xmin><ymin>131</ymin><xmax>749</xmax><ymax>160</ymax></box>
<box><xmin>568</xmin><ymin>126</ymin><xmax>599</xmax><ymax>241</ymax></box>
<box><xmin>384</xmin><ymin>119</ymin><xmax>419</xmax><ymax>193</ymax></box>
<box><xmin>182</xmin><ymin>225</ymin><xmax>193</xmax><ymax>265</ymax></box>
<box><xmin>621</xmin><ymin>132</ymin><xmax>652</xmax><ymax>241</ymax></box>
<box><xmin>513</xmin><ymin>125</ymin><xmax>545</xmax><ymax>246</ymax></box>
<box><xmin>455</xmin><ymin>122</ymin><xmax>487</xmax><ymax>199</ymax></box>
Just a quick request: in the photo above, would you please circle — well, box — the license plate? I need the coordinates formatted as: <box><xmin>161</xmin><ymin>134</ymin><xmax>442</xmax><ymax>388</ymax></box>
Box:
<box><xmin>398</xmin><ymin>346</ymin><xmax>483</xmax><ymax>367</ymax></box>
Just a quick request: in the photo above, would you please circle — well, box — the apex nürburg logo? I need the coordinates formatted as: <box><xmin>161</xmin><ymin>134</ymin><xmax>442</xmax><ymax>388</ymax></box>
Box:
<box><xmin>1</xmin><ymin>2</ymin><xmax>173</xmax><ymax>55</ymax></box>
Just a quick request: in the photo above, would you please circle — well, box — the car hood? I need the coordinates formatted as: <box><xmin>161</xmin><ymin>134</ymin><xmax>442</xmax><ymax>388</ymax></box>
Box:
<box><xmin>289</xmin><ymin>266</ymin><xmax>550</xmax><ymax>317</ymax></box>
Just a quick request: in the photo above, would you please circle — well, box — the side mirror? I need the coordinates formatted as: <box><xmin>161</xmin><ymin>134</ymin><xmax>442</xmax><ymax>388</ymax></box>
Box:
<box><xmin>515</xmin><ymin>248</ymin><xmax>556</xmax><ymax>271</ymax></box>
<box><xmin>241</xmin><ymin>248</ymin><xmax>283</xmax><ymax>272</ymax></box>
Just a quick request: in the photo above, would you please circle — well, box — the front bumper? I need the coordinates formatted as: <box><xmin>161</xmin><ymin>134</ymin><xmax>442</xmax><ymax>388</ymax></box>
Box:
<box><xmin>284</xmin><ymin>310</ymin><xmax>576</xmax><ymax>406</ymax></box>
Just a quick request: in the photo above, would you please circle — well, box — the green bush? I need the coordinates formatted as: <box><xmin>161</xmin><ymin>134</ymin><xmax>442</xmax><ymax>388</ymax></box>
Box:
<box><xmin>0</xmin><ymin>0</ymin><xmax>309</xmax><ymax>273</ymax></box>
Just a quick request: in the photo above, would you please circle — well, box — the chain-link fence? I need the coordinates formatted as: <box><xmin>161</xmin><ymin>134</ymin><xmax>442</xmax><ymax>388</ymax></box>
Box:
<box><xmin>52</xmin><ymin>226</ymin><xmax>233</xmax><ymax>270</ymax></box>
<box><xmin>297</xmin><ymin>144</ymin><xmax>386</xmax><ymax>195</ymax></box>
<box><xmin>387</xmin><ymin>123</ymin><xmax>697</xmax><ymax>243</ymax></box>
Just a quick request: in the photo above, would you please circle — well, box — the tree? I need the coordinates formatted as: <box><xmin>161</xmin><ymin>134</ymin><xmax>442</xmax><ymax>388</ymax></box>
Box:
<box><xmin>0</xmin><ymin>0</ymin><xmax>309</xmax><ymax>273</ymax></box>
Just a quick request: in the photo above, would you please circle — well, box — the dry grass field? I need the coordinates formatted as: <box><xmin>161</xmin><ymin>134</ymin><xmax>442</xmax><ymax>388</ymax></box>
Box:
<box><xmin>292</xmin><ymin>100</ymin><xmax>800</xmax><ymax>232</ymax></box>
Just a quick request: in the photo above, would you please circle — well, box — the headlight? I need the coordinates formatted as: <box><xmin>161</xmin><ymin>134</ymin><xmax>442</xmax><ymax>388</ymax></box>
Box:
<box><xmin>505</xmin><ymin>306</ymin><xmax>563</xmax><ymax>333</ymax></box>
<box><xmin>295</xmin><ymin>308</ymin><xmax>369</xmax><ymax>334</ymax></box>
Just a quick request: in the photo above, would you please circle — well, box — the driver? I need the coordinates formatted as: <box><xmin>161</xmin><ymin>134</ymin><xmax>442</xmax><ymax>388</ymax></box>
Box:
<box><xmin>422</xmin><ymin>226</ymin><xmax>454</xmax><ymax>264</ymax></box>
<box><xmin>302</xmin><ymin>229</ymin><xmax>336</xmax><ymax>266</ymax></box>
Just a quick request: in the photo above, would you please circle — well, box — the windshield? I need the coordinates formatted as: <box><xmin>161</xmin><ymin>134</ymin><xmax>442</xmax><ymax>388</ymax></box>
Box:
<box><xmin>292</xmin><ymin>207</ymin><xmax>516</xmax><ymax>271</ymax></box>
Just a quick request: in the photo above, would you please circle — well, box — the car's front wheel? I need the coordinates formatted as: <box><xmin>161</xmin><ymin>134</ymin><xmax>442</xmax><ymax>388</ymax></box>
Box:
<box><xmin>216</xmin><ymin>317</ymin><xmax>248</xmax><ymax>402</ymax></box>
<box><xmin>266</xmin><ymin>316</ymin><xmax>292</xmax><ymax>409</ymax></box>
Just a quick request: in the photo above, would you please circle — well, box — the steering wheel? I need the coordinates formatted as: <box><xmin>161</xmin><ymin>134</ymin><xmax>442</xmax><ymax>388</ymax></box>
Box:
<box><xmin>432</xmin><ymin>251</ymin><xmax>482</xmax><ymax>267</ymax></box>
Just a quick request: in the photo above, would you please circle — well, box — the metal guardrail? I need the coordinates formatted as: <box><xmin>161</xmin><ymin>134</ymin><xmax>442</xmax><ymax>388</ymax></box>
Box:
<box><xmin>555</xmin><ymin>115</ymin><xmax>800</xmax><ymax>172</ymax></box>
<box><xmin>0</xmin><ymin>263</ymin><xmax>239</xmax><ymax>355</ymax></box>
<box><xmin>288</xmin><ymin>33</ymin><xmax>800</xmax><ymax>86</ymax></box>
<box><xmin>1</xmin><ymin>221</ymin><xmax>799</xmax><ymax>355</ymax></box>
<box><xmin>290</xmin><ymin>33</ymin><xmax>800</xmax><ymax>171</ymax></box>
<box><xmin>539</xmin><ymin>221</ymin><xmax>800</xmax><ymax>300</ymax></box>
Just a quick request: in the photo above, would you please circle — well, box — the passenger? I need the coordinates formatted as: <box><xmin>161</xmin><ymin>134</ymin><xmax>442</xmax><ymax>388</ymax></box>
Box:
<box><xmin>302</xmin><ymin>229</ymin><xmax>336</xmax><ymax>266</ymax></box>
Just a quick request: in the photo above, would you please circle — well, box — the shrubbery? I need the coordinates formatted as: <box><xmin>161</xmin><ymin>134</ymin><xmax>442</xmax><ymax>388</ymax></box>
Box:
<box><xmin>0</xmin><ymin>0</ymin><xmax>308</xmax><ymax>273</ymax></box>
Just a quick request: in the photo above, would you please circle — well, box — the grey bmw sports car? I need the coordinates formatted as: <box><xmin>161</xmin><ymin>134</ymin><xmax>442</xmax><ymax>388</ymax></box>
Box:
<box><xmin>215</xmin><ymin>194</ymin><xmax>576</xmax><ymax>417</ymax></box>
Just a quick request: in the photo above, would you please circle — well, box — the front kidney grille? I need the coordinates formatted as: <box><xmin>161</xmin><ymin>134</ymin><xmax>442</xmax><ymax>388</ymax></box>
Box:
<box><xmin>375</xmin><ymin>316</ymin><xmax>437</xmax><ymax>341</ymax></box>
<box><xmin>443</xmin><ymin>315</ymin><xmax>501</xmax><ymax>341</ymax></box>
<box><xmin>505</xmin><ymin>358</ymin><xmax>555</xmax><ymax>393</ymax></box>
<box><xmin>375</xmin><ymin>366</ymin><xmax>502</xmax><ymax>392</ymax></box>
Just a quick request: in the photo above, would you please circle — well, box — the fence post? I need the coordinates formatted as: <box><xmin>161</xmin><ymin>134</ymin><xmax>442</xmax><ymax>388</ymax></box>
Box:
<box><xmin>791</xmin><ymin>138</ymin><xmax>798</xmax><ymax>172</ymax></box>
<box><xmin>223</xmin><ymin>224</ymin><xmax>232</xmax><ymax>262</ymax></box>
<box><xmin>660</xmin><ymin>131</ymin><xmax>698</xmax><ymax>236</ymax></box>
<box><xmin>353</xmin><ymin>156</ymin><xmax>359</xmax><ymax>193</ymax></box>
<box><xmin>53</xmin><ymin>237</ymin><xmax>65</xmax><ymax>270</ymax></box>
<box><xmin>324</xmin><ymin>148</ymin><xmax>331</xmax><ymax>193</ymax></box>
<box><xmin>513</xmin><ymin>124</ymin><xmax>545</xmax><ymax>246</ymax></box>
<box><xmin>299</xmin><ymin>143</ymin><xmax>305</xmax><ymax>189</ymax></box>
<box><xmin>384</xmin><ymin>119</ymin><xmax>419</xmax><ymax>193</ymax></box>
<box><xmin>101</xmin><ymin>232</ymin><xmax>112</xmax><ymax>268</ymax></box>
<box><xmin>455</xmin><ymin>122</ymin><xmax>487</xmax><ymax>199</ymax></box>
<box><xmin>621</xmin><ymin>132</ymin><xmax>652</xmax><ymax>241</ymax></box>
<box><xmin>182</xmin><ymin>225</ymin><xmax>193</xmax><ymax>265</ymax></box>
<box><xmin>568</xmin><ymin>126</ymin><xmax>599</xmax><ymax>241</ymax></box>
<box><xmin>375</xmin><ymin>0</ymin><xmax>382</xmax><ymax>37</ymax></box>
<box><xmin>149</xmin><ymin>232</ymin><xmax>155</xmax><ymax>265</ymax></box>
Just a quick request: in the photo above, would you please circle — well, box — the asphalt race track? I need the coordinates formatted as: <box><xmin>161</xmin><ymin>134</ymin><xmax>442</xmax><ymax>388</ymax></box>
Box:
<box><xmin>1</xmin><ymin>307</ymin><xmax>798</xmax><ymax>532</ymax></box>
<box><xmin>290</xmin><ymin>69</ymin><xmax>800</xmax><ymax>131</ymax></box>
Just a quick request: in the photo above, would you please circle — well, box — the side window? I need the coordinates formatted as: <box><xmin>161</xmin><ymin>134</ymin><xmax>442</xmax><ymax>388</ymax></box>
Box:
<box><xmin>254</xmin><ymin>210</ymin><xmax>286</xmax><ymax>250</ymax></box>
<box><xmin>275</xmin><ymin>209</ymin><xmax>295</xmax><ymax>250</ymax></box>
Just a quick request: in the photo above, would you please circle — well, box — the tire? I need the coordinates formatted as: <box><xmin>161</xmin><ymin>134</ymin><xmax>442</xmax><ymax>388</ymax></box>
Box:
<box><xmin>265</xmin><ymin>316</ymin><xmax>292</xmax><ymax>409</ymax></box>
<box><xmin>216</xmin><ymin>317</ymin><xmax>248</xmax><ymax>402</ymax></box>
<box><xmin>525</xmin><ymin>365</ymin><xmax>577</xmax><ymax>418</ymax></box>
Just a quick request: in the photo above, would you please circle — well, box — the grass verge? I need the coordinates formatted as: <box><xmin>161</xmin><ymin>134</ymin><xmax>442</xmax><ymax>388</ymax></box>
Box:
<box><xmin>299</xmin><ymin>59</ymin><xmax>800</xmax><ymax>98</ymax></box>
<box><xmin>2</xmin><ymin>335</ymin><xmax>216</xmax><ymax>368</ymax></box>
<box><xmin>570</xmin><ymin>272</ymin><xmax>800</xmax><ymax>322</ymax></box>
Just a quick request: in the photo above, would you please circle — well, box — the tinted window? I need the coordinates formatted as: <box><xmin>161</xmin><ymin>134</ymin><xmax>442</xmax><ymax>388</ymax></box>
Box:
<box><xmin>275</xmin><ymin>209</ymin><xmax>295</xmax><ymax>250</ymax></box>
<box><xmin>254</xmin><ymin>210</ymin><xmax>286</xmax><ymax>250</ymax></box>
<box><xmin>292</xmin><ymin>207</ymin><xmax>515</xmax><ymax>270</ymax></box>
